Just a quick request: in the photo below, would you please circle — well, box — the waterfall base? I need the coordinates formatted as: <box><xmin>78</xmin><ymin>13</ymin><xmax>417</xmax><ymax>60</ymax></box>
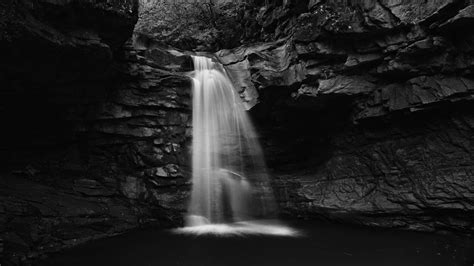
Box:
<box><xmin>174</xmin><ymin>218</ymin><xmax>299</xmax><ymax>236</ymax></box>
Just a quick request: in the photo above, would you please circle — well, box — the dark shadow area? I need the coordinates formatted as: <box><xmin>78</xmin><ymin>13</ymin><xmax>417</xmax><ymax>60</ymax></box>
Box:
<box><xmin>38</xmin><ymin>220</ymin><xmax>474</xmax><ymax>266</ymax></box>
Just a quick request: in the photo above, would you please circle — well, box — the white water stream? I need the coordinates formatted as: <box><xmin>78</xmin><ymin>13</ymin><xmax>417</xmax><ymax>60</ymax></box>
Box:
<box><xmin>176</xmin><ymin>56</ymin><xmax>297</xmax><ymax>236</ymax></box>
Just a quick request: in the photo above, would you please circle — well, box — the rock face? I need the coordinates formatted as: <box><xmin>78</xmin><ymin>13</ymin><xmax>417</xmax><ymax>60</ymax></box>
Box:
<box><xmin>0</xmin><ymin>0</ymin><xmax>139</xmax><ymax>84</ymax></box>
<box><xmin>271</xmin><ymin>107</ymin><xmax>474</xmax><ymax>232</ymax></box>
<box><xmin>0</xmin><ymin>42</ymin><xmax>192</xmax><ymax>264</ymax></box>
<box><xmin>216</xmin><ymin>0</ymin><xmax>474</xmax><ymax>233</ymax></box>
<box><xmin>0</xmin><ymin>1</ymin><xmax>193</xmax><ymax>264</ymax></box>
<box><xmin>1</xmin><ymin>0</ymin><xmax>474</xmax><ymax>263</ymax></box>
<box><xmin>0</xmin><ymin>43</ymin><xmax>192</xmax><ymax>264</ymax></box>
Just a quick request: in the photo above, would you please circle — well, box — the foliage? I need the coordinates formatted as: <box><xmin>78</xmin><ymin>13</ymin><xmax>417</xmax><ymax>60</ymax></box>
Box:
<box><xmin>135</xmin><ymin>0</ymin><xmax>255</xmax><ymax>51</ymax></box>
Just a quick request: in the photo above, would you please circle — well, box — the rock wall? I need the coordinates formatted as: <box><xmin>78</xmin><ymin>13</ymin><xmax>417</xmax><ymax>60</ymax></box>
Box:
<box><xmin>0</xmin><ymin>0</ymin><xmax>139</xmax><ymax>83</ymax></box>
<box><xmin>216</xmin><ymin>0</ymin><xmax>474</xmax><ymax>233</ymax></box>
<box><xmin>0</xmin><ymin>1</ymin><xmax>193</xmax><ymax>264</ymax></box>
<box><xmin>0</xmin><ymin>45</ymin><xmax>192</xmax><ymax>265</ymax></box>
<box><xmin>1</xmin><ymin>0</ymin><xmax>474</xmax><ymax>263</ymax></box>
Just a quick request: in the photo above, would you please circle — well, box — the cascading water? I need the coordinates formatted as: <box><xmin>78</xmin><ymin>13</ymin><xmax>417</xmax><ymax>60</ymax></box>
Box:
<box><xmin>177</xmin><ymin>56</ymin><xmax>297</xmax><ymax>236</ymax></box>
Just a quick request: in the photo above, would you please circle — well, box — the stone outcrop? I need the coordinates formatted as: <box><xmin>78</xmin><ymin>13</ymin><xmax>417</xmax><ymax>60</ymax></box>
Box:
<box><xmin>0</xmin><ymin>41</ymin><xmax>192</xmax><ymax>264</ymax></box>
<box><xmin>0</xmin><ymin>1</ymin><xmax>194</xmax><ymax>264</ymax></box>
<box><xmin>0</xmin><ymin>0</ymin><xmax>139</xmax><ymax>84</ymax></box>
<box><xmin>271</xmin><ymin>107</ymin><xmax>474</xmax><ymax>233</ymax></box>
<box><xmin>216</xmin><ymin>0</ymin><xmax>474</xmax><ymax>233</ymax></box>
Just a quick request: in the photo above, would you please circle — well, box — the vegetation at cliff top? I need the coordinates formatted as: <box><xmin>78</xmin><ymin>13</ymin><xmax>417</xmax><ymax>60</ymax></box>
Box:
<box><xmin>135</xmin><ymin>0</ymin><xmax>253</xmax><ymax>51</ymax></box>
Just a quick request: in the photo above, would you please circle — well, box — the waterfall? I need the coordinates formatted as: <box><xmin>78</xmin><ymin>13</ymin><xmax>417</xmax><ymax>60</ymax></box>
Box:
<box><xmin>187</xmin><ymin>55</ymin><xmax>276</xmax><ymax>224</ymax></box>
<box><xmin>176</xmin><ymin>56</ymin><xmax>297</xmax><ymax>236</ymax></box>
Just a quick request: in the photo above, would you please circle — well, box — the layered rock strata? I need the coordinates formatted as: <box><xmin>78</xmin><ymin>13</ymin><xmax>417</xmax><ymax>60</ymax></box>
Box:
<box><xmin>1</xmin><ymin>1</ymin><xmax>193</xmax><ymax>264</ymax></box>
<box><xmin>216</xmin><ymin>0</ymin><xmax>474</xmax><ymax>233</ymax></box>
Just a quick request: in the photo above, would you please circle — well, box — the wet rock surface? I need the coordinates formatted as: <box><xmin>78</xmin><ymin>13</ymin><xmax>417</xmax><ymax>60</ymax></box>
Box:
<box><xmin>216</xmin><ymin>0</ymin><xmax>474</xmax><ymax>234</ymax></box>
<box><xmin>0</xmin><ymin>1</ymin><xmax>193</xmax><ymax>263</ymax></box>
<box><xmin>0</xmin><ymin>42</ymin><xmax>192</xmax><ymax>264</ymax></box>
<box><xmin>270</xmin><ymin>106</ymin><xmax>474</xmax><ymax>233</ymax></box>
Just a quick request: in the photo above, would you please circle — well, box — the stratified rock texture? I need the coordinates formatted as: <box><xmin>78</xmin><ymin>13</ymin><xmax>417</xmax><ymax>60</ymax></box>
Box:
<box><xmin>271</xmin><ymin>107</ymin><xmax>474</xmax><ymax>232</ymax></box>
<box><xmin>0</xmin><ymin>1</ymin><xmax>193</xmax><ymax>264</ymax></box>
<box><xmin>216</xmin><ymin>0</ymin><xmax>474</xmax><ymax>233</ymax></box>
<box><xmin>0</xmin><ymin>42</ymin><xmax>192</xmax><ymax>264</ymax></box>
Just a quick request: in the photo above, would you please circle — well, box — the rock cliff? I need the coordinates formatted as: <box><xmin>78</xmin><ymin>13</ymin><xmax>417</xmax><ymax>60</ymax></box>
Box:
<box><xmin>1</xmin><ymin>0</ymin><xmax>474</xmax><ymax>264</ymax></box>
<box><xmin>215</xmin><ymin>0</ymin><xmax>474</xmax><ymax>233</ymax></box>
<box><xmin>1</xmin><ymin>1</ymin><xmax>193</xmax><ymax>264</ymax></box>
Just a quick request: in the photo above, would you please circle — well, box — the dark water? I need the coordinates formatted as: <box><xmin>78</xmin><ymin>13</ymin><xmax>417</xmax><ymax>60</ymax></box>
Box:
<box><xmin>39</xmin><ymin>221</ymin><xmax>473</xmax><ymax>266</ymax></box>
